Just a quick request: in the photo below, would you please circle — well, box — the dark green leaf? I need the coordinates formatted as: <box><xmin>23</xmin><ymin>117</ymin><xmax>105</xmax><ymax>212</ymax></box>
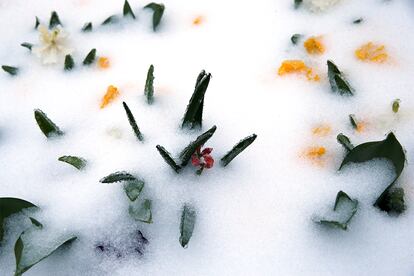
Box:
<box><xmin>327</xmin><ymin>60</ymin><xmax>353</xmax><ymax>96</ymax></box>
<box><xmin>349</xmin><ymin>114</ymin><xmax>358</xmax><ymax>129</ymax></box>
<box><xmin>82</xmin><ymin>48</ymin><xmax>96</xmax><ymax>65</ymax></box>
<box><xmin>100</xmin><ymin>171</ymin><xmax>136</xmax><ymax>183</ymax></box>
<box><xmin>102</xmin><ymin>15</ymin><xmax>119</xmax><ymax>25</ymax></box>
<box><xmin>182</xmin><ymin>71</ymin><xmax>211</xmax><ymax>129</ymax></box>
<box><xmin>291</xmin><ymin>34</ymin><xmax>302</xmax><ymax>45</ymax></box>
<box><xmin>316</xmin><ymin>191</ymin><xmax>358</xmax><ymax>230</ymax></box>
<box><xmin>129</xmin><ymin>199</ymin><xmax>152</xmax><ymax>223</ymax></box>
<box><xmin>336</xmin><ymin>133</ymin><xmax>354</xmax><ymax>152</ymax></box>
<box><xmin>21</xmin><ymin>43</ymin><xmax>33</xmax><ymax>51</ymax></box>
<box><xmin>0</xmin><ymin>198</ymin><xmax>37</xmax><ymax>243</ymax></box>
<box><xmin>179</xmin><ymin>204</ymin><xmax>196</xmax><ymax>248</ymax></box>
<box><xmin>156</xmin><ymin>145</ymin><xmax>181</xmax><ymax>173</ymax></box>
<box><xmin>221</xmin><ymin>134</ymin><xmax>257</xmax><ymax>167</ymax></box>
<box><xmin>81</xmin><ymin>22</ymin><xmax>93</xmax><ymax>32</ymax></box>
<box><xmin>14</xmin><ymin>233</ymin><xmax>77</xmax><ymax>276</ymax></box>
<box><xmin>49</xmin><ymin>11</ymin><xmax>62</xmax><ymax>29</ymax></box>
<box><xmin>58</xmin><ymin>156</ymin><xmax>87</xmax><ymax>170</ymax></box>
<box><xmin>339</xmin><ymin>132</ymin><xmax>406</xmax><ymax>214</ymax></box>
<box><xmin>382</xmin><ymin>187</ymin><xmax>405</xmax><ymax>214</ymax></box>
<box><xmin>124</xmin><ymin>180</ymin><xmax>145</xmax><ymax>201</ymax></box>
<box><xmin>294</xmin><ymin>0</ymin><xmax>303</xmax><ymax>9</ymax></box>
<box><xmin>123</xmin><ymin>102</ymin><xmax>144</xmax><ymax>141</ymax></box>
<box><xmin>144</xmin><ymin>64</ymin><xmax>155</xmax><ymax>104</ymax></box>
<box><xmin>35</xmin><ymin>16</ymin><xmax>40</xmax><ymax>29</ymax></box>
<box><xmin>179</xmin><ymin>125</ymin><xmax>217</xmax><ymax>166</ymax></box>
<box><xmin>29</xmin><ymin>218</ymin><xmax>43</xmax><ymax>229</ymax></box>
<box><xmin>392</xmin><ymin>99</ymin><xmax>400</xmax><ymax>113</ymax></box>
<box><xmin>144</xmin><ymin>2</ymin><xmax>165</xmax><ymax>31</ymax></box>
<box><xmin>2</xmin><ymin>65</ymin><xmax>19</xmax><ymax>76</ymax></box>
<box><xmin>64</xmin><ymin>55</ymin><xmax>75</xmax><ymax>71</ymax></box>
<box><xmin>34</xmin><ymin>109</ymin><xmax>64</xmax><ymax>138</ymax></box>
<box><xmin>123</xmin><ymin>0</ymin><xmax>136</xmax><ymax>19</ymax></box>
<box><xmin>353</xmin><ymin>18</ymin><xmax>363</xmax><ymax>24</ymax></box>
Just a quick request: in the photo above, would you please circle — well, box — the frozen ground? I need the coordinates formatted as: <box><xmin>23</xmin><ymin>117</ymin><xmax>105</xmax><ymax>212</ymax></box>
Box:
<box><xmin>0</xmin><ymin>0</ymin><xmax>413</xmax><ymax>275</ymax></box>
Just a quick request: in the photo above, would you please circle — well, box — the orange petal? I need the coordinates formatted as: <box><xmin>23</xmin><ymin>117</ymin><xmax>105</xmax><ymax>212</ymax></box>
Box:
<box><xmin>193</xmin><ymin>16</ymin><xmax>204</xmax><ymax>25</ymax></box>
<box><xmin>355</xmin><ymin>42</ymin><xmax>388</xmax><ymax>63</ymax></box>
<box><xmin>98</xmin><ymin>57</ymin><xmax>110</xmax><ymax>69</ymax></box>
<box><xmin>278</xmin><ymin>60</ymin><xmax>320</xmax><ymax>81</ymax></box>
<box><xmin>100</xmin><ymin>85</ymin><xmax>120</xmax><ymax>109</ymax></box>
<box><xmin>304</xmin><ymin>36</ymin><xmax>325</xmax><ymax>55</ymax></box>
<box><xmin>312</xmin><ymin>125</ymin><xmax>331</xmax><ymax>137</ymax></box>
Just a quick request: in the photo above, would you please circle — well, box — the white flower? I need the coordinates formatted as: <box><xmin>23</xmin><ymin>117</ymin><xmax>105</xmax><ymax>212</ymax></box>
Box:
<box><xmin>32</xmin><ymin>25</ymin><xmax>73</xmax><ymax>65</ymax></box>
<box><xmin>303</xmin><ymin>0</ymin><xmax>341</xmax><ymax>12</ymax></box>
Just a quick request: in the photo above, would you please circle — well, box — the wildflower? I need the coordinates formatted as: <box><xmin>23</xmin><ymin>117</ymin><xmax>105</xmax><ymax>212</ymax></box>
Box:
<box><xmin>191</xmin><ymin>146</ymin><xmax>214</xmax><ymax>175</ymax></box>
<box><xmin>100</xmin><ymin>85</ymin><xmax>120</xmax><ymax>109</ymax></box>
<box><xmin>278</xmin><ymin>60</ymin><xmax>320</xmax><ymax>81</ymax></box>
<box><xmin>32</xmin><ymin>25</ymin><xmax>72</xmax><ymax>65</ymax></box>
<box><xmin>98</xmin><ymin>57</ymin><xmax>110</xmax><ymax>69</ymax></box>
<box><xmin>304</xmin><ymin>36</ymin><xmax>325</xmax><ymax>55</ymax></box>
<box><xmin>355</xmin><ymin>42</ymin><xmax>388</xmax><ymax>63</ymax></box>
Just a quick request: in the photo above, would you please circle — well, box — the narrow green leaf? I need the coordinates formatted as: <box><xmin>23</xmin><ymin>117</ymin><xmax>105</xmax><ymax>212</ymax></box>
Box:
<box><xmin>327</xmin><ymin>60</ymin><xmax>353</xmax><ymax>96</ymax></box>
<box><xmin>336</xmin><ymin>133</ymin><xmax>354</xmax><ymax>151</ymax></box>
<box><xmin>34</xmin><ymin>109</ymin><xmax>64</xmax><ymax>138</ymax></box>
<box><xmin>64</xmin><ymin>54</ymin><xmax>75</xmax><ymax>71</ymax></box>
<box><xmin>81</xmin><ymin>22</ymin><xmax>93</xmax><ymax>32</ymax></box>
<box><xmin>2</xmin><ymin>65</ymin><xmax>19</xmax><ymax>76</ymax></box>
<box><xmin>179</xmin><ymin>204</ymin><xmax>196</xmax><ymax>248</ymax></box>
<box><xmin>58</xmin><ymin>156</ymin><xmax>87</xmax><ymax>170</ymax></box>
<box><xmin>82</xmin><ymin>48</ymin><xmax>96</xmax><ymax>65</ymax></box>
<box><xmin>49</xmin><ymin>11</ymin><xmax>62</xmax><ymax>29</ymax></box>
<box><xmin>0</xmin><ymin>198</ymin><xmax>37</xmax><ymax>243</ymax></box>
<box><xmin>294</xmin><ymin>0</ymin><xmax>303</xmax><ymax>9</ymax></box>
<box><xmin>124</xmin><ymin>180</ymin><xmax>145</xmax><ymax>201</ymax></box>
<box><xmin>353</xmin><ymin>18</ymin><xmax>363</xmax><ymax>24</ymax></box>
<box><xmin>123</xmin><ymin>102</ymin><xmax>144</xmax><ymax>141</ymax></box>
<box><xmin>156</xmin><ymin>145</ymin><xmax>181</xmax><ymax>173</ymax></box>
<box><xmin>339</xmin><ymin>132</ymin><xmax>406</xmax><ymax>214</ymax></box>
<box><xmin>123</xmin><ymin>0</ymin><xmax>136</xmax><ymax>19</ymax></box>
<box><xmin>182</xmin><ymin>71</ymin><xmax>211</xmax><ymax>129</ymax></box>
<box><xmin>221</xmin><ymin>134</ymin><xmax>257</xmax><ymax>167</ymax></box>
<box><xmin>35</xmin><ymin>16</ymin><xmax>40</xmax><ymax>29</ymax></box>
<box><xmin>144</xmin><ymin>64</ymin><xmax>155</xmax><ymax>104</ymax></box>
<box><xmin>179</xmin><ymin>125</ymin><xmax>217</xmax><ymax>166</ymax></box>
<box><xmin>21</xmin><ymin>43</ymin><xmax>33</xmax><ymax>51</ymax></box>
<box><xmin>102</xmin><ymin>15</ymin><xmax>119</xmax><ymax>25</ymax></box>
<box><xmin>316</xmin><ymin>191</ymin><xmax>358</xmax><ymax>230</ymax></box>
<box><xmin>144</xmin><ymin>2</ymin><xmax>165</xmax><ymax>31</ymax></box>
<box><xmin>392</xmin><ymin>99</ymin><xmax>400</xmax><ymax>113</ymax></box>
<box><xmin>14</xmin><ymin>233</ymin><xmax>77</xmax><ymax>276</ymax></box>
<box><xmin>29</xmin><ymin>218</ymin><xmax>43</xmax><ymax>229</ymax></box>
<box><xmin>100</xmin><ymin>171</ymin><xmax>136</xmax><ymax>183</ymax></box>
<box><xmin>349</xmin><ymin>114</ymin><xmax>358</xmax><ymax>129</ymax></box>
<box><xmin>129</xmin><ymin>199</ymin><xmax>152</xmax><ymax>223</ymax></box>
<box><xmin>291</xmin><ymin>34</ymin><xmax>302</xmax><ymax>45</ymax></box>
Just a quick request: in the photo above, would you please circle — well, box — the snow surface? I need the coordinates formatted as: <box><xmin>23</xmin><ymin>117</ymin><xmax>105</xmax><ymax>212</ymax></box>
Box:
<box><xmin>0</xmin><ymin>0</ymin><xmax>414</xmax><ymax>275</ymax></box>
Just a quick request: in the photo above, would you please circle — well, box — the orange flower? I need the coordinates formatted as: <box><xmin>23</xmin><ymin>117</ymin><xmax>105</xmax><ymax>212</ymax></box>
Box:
<box><xmin>312</xmin><ymin>125</ymin><xmax>331</xmax><ymax>137</ymax></box>
<box><xmin>98</xmin><ymin>57</ymin><xmax>110</xmax><ymax>69</ymax></box>
<box><xmin>278</xmin><ymin>60</ymin><xmax>320</xmax><ymax>81</ymax></box>
<box><xmin>355</xmin><ymin>42</ymin><xmax>388</xmax><ymax>63</ymax></box>
<box><xmin>100</xmin><ymin>85</ymin><xmax>119</xmax><ymax>109</ymax></box>
<box><xmin>304</xmin><ymin>37</ymin><xmax>325</xmax><ymax>55</ymax></box>
<box><xmin>193</xmin><ymin>16</ymin><xmax>204</xmax><ymax>25</ymax></box>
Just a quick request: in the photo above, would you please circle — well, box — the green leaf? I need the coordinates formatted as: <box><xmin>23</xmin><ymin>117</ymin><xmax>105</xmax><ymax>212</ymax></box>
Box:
<box><xmin>2</xmin><ymin>65</ymin><xmax>19</xmax><ymax>76</ymax></box>
<box><xmin>144</xmin><ymin>64</ymin><xmax>155</xmax><ymax>104</ymax></box>
<box><xmin>81</xmin><ymin>22</ymin><xmax>93</xmax><ymax>32</ymax></box>
<box><xmin>179</xmin><ymin>125</ymin><xmax>217</xmax><ymax>166</ymax></box>
<box><xmin>156</xmin><ymin>145</ymin><xmax>181</xmax><ymax>173</ymax></box>
<box><xmin>21</xmin><ymin>43</ymin><xmax>33</xmax><ymax>51</ymax></box>
<box><xmin>123</xmin><ymin>0</ymin><xmax>136</xmax><ymax>19</ymax></box>
<box><xmin>34</xmin><ymin>109</ymin><xmax>64</xmax><ymax>138</ymax></box>
<box><xmin>64</xmin><ymin>55</ymin><xmax>75</xmax><ymax>71</ymax></box>
<box><xmin>123</xmin><ymin>102</ymin><xmax>144</xmax><ymax>141</ymax></box>
<box><xmin>353</xmin><ymin>18</ymin><xmax>363</xmax><ymax>24</ymax></box>
<box><xmin>58</xmin><ymin>156</ymin><xmax>87</xmax><ymax>170</ymax></box>
<box><xmin>102</xmin><ymin>15</ymin><xmax>119</xmax><ymax>25</ymax></box>
<box><xmin>327</xmin><ymin>60</ymin><xmax>353</xmax><ymax>96</ymax></box>
<box><xmin>0</xmin><ymin>198</ymin><xmax>37</xmax><ymax>243</ymax></box>
<box><xmin>29</xmin><ymin>218</ymin><xmax>43</xmax><ymax>229</ymax></box>
<box><xmin>290</xmin><ymin>34</ymin><xmax>302</xmax><ymax>45</ymax></box>
<box><xmin>179</xmin><ymin>204</ymin><xmax>196</xmax><ymax>248</ymax></box>
<box><xmin>349</xmin><ymin>114</ymin><xmax>358</xmax><ymax>129</ymax></box>
<box><xmin>392</xmin><ymin>99</ymin><xmax>400</xmax><ymax>113</ymax></box>
<box><xmin>339</xmin><ymin>132</ymin><xmax>406</xmax><ymax>214</ymax></box>
<box><xmin>221</xmin><ymin>134</ymin><xmax>257</xmax><ymax>167</ymax></box>
<box><xmin>100</xmin><ymin>171</ymin><xmax>136</xmax><ymax>183</ymax></box>
<box><xmin>129</xmin><ymin>199</ymin><xmax>152</xmax><ymax>223</ymax></box>
<box><xmin>49</xmin><ymin>11</ymin><xmax>62</xmax><ymax>29</ymax></box>
<box><xmin>294</xmin><ymin>0</ymin><xmax>303</xmax><ymax>9</ymax></box>
<box><xmin>316</xmin><ymin>191</ymin><xmax>358</xmax><ymax>230</ymax></box>
<box><xmin>182</xmin><ymin>70</ymin><xmax>211</xmax><ymax>129</ymax></box>
<box><xmin>82</xmin><ymin>49</ymin><xmax>96</xmax><ymax>65</ymax></box>
<box><xmin>14</xmin><ymin>232</ymin><xmax>77</xmax><ymax>276</ymax></box>
<box><xmin>35</xmin><ymin>16</ymin><xmax>40</xmax><ymax>29</ymax></box>
<box><xmin>124</xmin><ymin>180</ymin><xmax>145</xmax><ymax>201</ymax></box>
<box><xmin>144</xmin><ymin>2</ymin><xmax>165</xmax><ymax>31</ymax></box>
<box><xmin>336</xmin><ymin>133</ymin><xmax>354</xmax><ymax>152</ymax></box>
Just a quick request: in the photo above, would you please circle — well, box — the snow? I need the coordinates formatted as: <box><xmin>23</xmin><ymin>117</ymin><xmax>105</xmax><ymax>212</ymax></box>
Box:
<box><xmin>0</xmin><ymin>0</ymin><xmax>414</xmax><ymax>275</ymax></box>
